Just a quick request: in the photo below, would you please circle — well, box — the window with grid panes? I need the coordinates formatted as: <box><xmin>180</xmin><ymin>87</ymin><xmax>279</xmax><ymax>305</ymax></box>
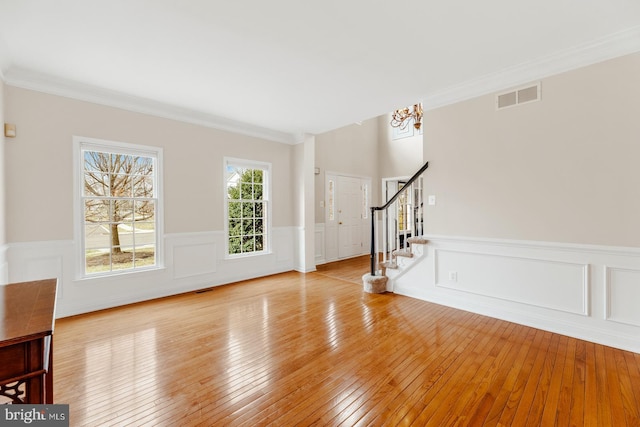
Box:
<box><xmin>225</xmin><ymin>158</ymin><xmax>270</xmax><ymax>256</ymax></box>
<box><xmin>76</xmin><ymin>137</ymin><xmax>162</xmax><ymax>276</ymax></box>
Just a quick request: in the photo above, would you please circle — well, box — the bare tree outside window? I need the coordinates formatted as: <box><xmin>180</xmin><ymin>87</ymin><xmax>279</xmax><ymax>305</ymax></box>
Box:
<box><xmin>83</xmin><ymin>150</ymin><xmax>157</xmax><ymax>274</ymax></box>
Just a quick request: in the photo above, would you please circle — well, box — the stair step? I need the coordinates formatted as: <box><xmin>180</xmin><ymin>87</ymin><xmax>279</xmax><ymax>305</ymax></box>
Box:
<box><xmin>379</xmin><ymin>261</ymin><xmax>398</xmax><ymax>270</ymax></box>
<box><xmin>407</xmin><ymin>237</ymin><xmax>429</xmax><ymax>245</ymax></box>
<box><xmin>392</xmin><ymin>249</ymin><xmax>413</xmax><ymax>258</ymax></box>
<box><xmin>377</xmin><ymin>261</ymin><xmax>398</xmax><ymax>276</ymax></box>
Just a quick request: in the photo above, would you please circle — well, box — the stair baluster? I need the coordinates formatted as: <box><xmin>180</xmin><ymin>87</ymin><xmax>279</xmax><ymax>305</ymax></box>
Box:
<box><xmin>368</xmin><ymin>161</ymin><xmax>429</xmax><ymax>277</ymax></box>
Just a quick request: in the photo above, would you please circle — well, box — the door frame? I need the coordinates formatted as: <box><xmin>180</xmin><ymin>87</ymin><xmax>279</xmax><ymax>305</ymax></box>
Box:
<box><xmin>324</xmin><ymin>171</ymin><xmax>372</xmax><ymax>262</ymax></box>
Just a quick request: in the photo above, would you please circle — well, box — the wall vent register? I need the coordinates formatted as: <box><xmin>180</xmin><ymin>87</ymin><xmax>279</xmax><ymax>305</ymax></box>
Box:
<box><xmin>496</xmin><ymin>82</ymin><xmax>541</xmax><ymax>110</ymax></box>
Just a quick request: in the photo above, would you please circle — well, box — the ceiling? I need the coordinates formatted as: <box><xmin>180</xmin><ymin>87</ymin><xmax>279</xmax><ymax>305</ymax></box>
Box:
<box><xmin>0</xmin><ymin>0</ymin><xmax>639</xmax><ymax>143</ymax></box>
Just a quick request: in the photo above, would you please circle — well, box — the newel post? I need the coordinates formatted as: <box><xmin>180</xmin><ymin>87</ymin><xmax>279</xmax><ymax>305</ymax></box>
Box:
<box><xmin>370</xmin><ymin>206</ymin><xmax>376</xmax><ymax>276</ymax></box>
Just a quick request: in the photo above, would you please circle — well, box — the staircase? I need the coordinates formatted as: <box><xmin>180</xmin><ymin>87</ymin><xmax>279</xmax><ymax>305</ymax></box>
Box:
<box><xmin>363</xmin><ymin>162</ymin><xmax>430</xmax><ymax>293</ymax></box>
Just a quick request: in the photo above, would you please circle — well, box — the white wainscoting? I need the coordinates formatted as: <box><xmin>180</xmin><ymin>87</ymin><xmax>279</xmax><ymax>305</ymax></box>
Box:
<box><xmin>392</xmin><ymin>235</ymin><xmax>640</xmax><ymax>354</ymax></box>
<box><xmin>0</xmin><ymin>244</ymin><xmax>8</xmax><ymax>285</ymax></box>
<box><xmin>315</xmin><ymin>222</ymin><xmax>371</xmax><ymax>266</ymax></box>
<box><xmin>6</xmin><ymin>227</ymin><xmax>295</xmax><ymax>318</ymax></box>
<box><xmin>435</xmin><ymin>249</ymin><xmax>589</xmax><ymax>316</ymax></box>
<box><xmin>315</xmin><ymin>223</ymin><xmax>326</xmax><ymax>265</ymax></box>
<box><xmin>605</xmin><ymin>266</ymin><xmax>640</xmax><ymax>327</ymax></box>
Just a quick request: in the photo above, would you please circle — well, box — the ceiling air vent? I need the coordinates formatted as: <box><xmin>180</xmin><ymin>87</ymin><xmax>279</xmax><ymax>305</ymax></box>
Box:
<box><xmin>496</xmin><ymin>82</ymin><xmax>540</xmax><ymax>110</ymax></box>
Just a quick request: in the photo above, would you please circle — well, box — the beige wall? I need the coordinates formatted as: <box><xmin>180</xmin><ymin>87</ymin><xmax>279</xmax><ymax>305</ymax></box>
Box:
<box><xmin>423</xmin><ymin>52</ymin><xmax>640</xmax><ymax>247</ymax></box>
<box><xmin>4</xmin><ymin>86</ymin><xmax>294</xmax><ymax>243</ymax></box>
<box><xmin>314</xmin><ymin>118</ymin><xmax>380</xmax><ymax>223</ymax></box>
<box><xmin>377</xmin><ymin>113</ymin><xmax>424</xmax><ymax>179</ymax></box>
<box><xmin>0</xmin><ymin>79</ymin><xmax>5</xmax><ymax>246</ymax></box>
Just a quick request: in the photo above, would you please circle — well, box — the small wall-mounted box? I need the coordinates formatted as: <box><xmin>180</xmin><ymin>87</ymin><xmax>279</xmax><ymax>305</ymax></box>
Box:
<box><xmin>4</xmin><ymin>123</ymin><xmax>16</xmax><ymax>138</ymax></box>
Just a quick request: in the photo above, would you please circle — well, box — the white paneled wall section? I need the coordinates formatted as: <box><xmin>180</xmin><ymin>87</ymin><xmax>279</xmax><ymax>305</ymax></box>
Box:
<box><xmin>390</xmin><ymin>235</ymin><xmax>640</xmax><ymax>353</ymax></box>
<box><xmin>7</xmin><ymin>227</ymin><xmax>295</xmax><ymax>317</ymax></box>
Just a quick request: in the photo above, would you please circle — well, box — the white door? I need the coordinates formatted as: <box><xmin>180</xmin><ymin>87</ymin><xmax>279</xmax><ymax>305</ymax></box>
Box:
<box><xmin>338</xmin><ymin>176</ymin><xmax>365</xmax><ymax>259</ymax></box>
<box><xmin>325</xmin><ymin>174</ymin><xmax>371</xmax><ymax>262</ymax></box>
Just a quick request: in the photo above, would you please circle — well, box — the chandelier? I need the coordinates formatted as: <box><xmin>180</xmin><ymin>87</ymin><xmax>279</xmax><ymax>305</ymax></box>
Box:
<box><xmin>390</xmin><ymin>103</ymin><xmax>423</xmax><ymax>131</ymax></box>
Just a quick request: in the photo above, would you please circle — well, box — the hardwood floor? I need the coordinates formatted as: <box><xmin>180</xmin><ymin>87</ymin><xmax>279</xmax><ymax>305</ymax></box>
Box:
<box><xmin>54</xmin><ymin>256</ymin><xmax>640</xmax><ymax>426</ymax></box>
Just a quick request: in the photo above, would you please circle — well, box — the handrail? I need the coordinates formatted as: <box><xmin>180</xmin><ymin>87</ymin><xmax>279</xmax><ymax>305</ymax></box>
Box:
<box><xmin>369</xmin><ymin>161</ymin><xmax>429</xmax><ymax>276</ymax></box>
<box><xmin>372</xmin><ymin>161</ymin><xmax>429</xmax><ymax>212</ymax></box>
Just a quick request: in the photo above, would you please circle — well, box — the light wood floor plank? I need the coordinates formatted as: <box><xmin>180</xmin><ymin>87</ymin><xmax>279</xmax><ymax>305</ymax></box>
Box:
<box><xmin>539</xmin><ymin>334</ymin><xmax>569</xmax><ymax>426</ymax></box>
<box><xmin>555</xmin><ymin>337</ymin><xmax>577</xmax><ymax>426</ymax></box>
<box><xmin>364</xmin><ymin>313</ymin><xmax>485</xmax><ymax>425</ymax></box>
<box><xmin>284</xmin><ymin>304</ymin><xmax>446</xmax><ymax>427</ymax></box>
<box><xmin>570</xmin><ymin>339</ymin><xmax>587</xmax><ymax>426</ymax></box>
<box><xmin>473</xmin><ymin>325</ymin><xmax>537</xmax><ymax>426</ymax></box>
<box><xmin>51</xmin><ymin>256</ymin><xmax>640</xmax><ymax>426</ymax></box>
<box><xmin>358</xmin><ymin>314</ymin><xmax>480</xmax><ymax>425</ymax></box>
<box><xmin>453</xmin><ymin>322</ymin><xmax>525</xmax><ymax>426</ymax></box>
<box><xmin>437</xmin><ymin>321</ymin><xmax>519</xmax><ymax>426</ymax></box>
<box><xmin>622</xmin><ymin>351</ymin><xmax>640</xmax><ymax>422</ymax></box>
<box><xmin>418</xmin><ymin>318</ymin><xmax>508</xmax><ymax>427</ymax></box>
<box><xmin>493</xmin><ymin>328</ymin><xmax>550</xmax><ymax>426</ymax></box>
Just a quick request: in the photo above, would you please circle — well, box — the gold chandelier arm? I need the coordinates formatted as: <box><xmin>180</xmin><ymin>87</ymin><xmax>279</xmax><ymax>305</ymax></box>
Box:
<box><xmin>390</xmin><ymin>103</ymin><xmax>423</xmax><ymax>130</ymax></box>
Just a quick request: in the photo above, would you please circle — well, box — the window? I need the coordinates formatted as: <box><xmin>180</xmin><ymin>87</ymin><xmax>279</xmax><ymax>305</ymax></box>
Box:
<box><xmin>362</xmin><ymin>182</ymin><xmax>369</xmax><ymax>219</ymax></box>
<box><xmin>75</xmin><ymin>137</ymin><xmax>162</xmax><ymax>276</ymax></box>
<box><xmin>225</xmin><ymin>158</ymin><xmax>270</xmax><ymax>257</ymax></box>
<box><xmin>397</xmin><ymin>183</ymin><xmax>407</xmax><ymax>231</ymax></box>
<box><xmin>328</xmin><ymin>179</ymin><xmax>335</xmax><ymax>221</ymax></box>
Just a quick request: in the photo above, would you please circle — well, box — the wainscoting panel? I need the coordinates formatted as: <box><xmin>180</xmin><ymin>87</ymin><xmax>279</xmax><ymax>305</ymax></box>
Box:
<box><xmin>0</xmin><ymin>245</ymin><xmax>7</xmax><ymax>285</ymax></box>
<box><xmin>435</xmin><ymin>249</ymin><xmax>588</xmax><ymax>315</ymax></box>
<box><xmin>392</xmin><ymin>235</ymin><xmax>640</xmax><ymax>353</ymax></box>
<box><xmin>24</xmin><ymin>255</ymin><xmax>64</xmax><ymax>281</ymax></box>
<box><xmin>273</xmin><ymin>227</ymin><xmax>294</xmax><ymax>263</ymax></box>
<box><xmin>6</xmin><ymin>227</ymin><xmax>296</xmax><ymax>318</ymax></box>
<box><xmin>0</xmin><ymin>262</ymin><xmax>6</xmax><ymax>285</ymax></box>
<box><xmin>315</xmin><ymin>223</ymin><xmax>325</xmax><ymax>265</ymax></box>
<box><xmin>25</xmin><ymin>255</ymin><xmax>65</xmax><ymax>298</ymax></box>
<box><xmin>605</xmin><ymin>266</ymin><xmax>640</xmax><ymax>327</ymax></box>
<box><xmin>172</xmin><ymin>242</ymin><xmax>217</xmax><ymax>279</ymax></box>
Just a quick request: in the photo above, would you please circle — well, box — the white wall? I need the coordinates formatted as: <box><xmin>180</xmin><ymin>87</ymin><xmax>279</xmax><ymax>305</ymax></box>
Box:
<box><xmin>377</xmin><ymin>113</ymin><xmax>424</xmax><ymax>179</ymax></box>
<box><xmin>4</xmin><ymin>86</ymin><xmax>297</xmax><ymax>316</ymax></box>
<box><xmin>292</xmin><ymin>136</ymin><xmax>316</xmax><ymax>272</ymax></box>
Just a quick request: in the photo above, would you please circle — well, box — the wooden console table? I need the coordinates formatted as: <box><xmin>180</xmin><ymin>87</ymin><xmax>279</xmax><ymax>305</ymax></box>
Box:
<box><xmin>0</xmin><ymin>279</ymin><xmax>57</xmax><ymax>404</ymax></box>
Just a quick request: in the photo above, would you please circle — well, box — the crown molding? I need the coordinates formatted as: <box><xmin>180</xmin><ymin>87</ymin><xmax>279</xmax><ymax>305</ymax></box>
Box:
<box><xmin>0</xmin><ymin>35</ymin><xmax>9</xmax><ymax>82</ymax></box>
<box><xmin>3</xmin><ymin>68</ymin><xmax>297</xmax><ymax>145</ymax></box>
<box><xmin>2</xmin><ymin>26</ymin><xmax>640</xmax><ymax>137</ymax></box>
<box><xmin>425</xmin><ymin>25</ymin><xmax>640</xmax><ymax>111</ymax></box>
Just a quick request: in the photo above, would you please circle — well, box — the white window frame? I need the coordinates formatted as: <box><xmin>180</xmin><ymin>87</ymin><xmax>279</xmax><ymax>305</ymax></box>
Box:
<box><xmin>73</xmin><ymin>136</ymin><xmax>164</xmax><ymax>279</ymax></box>
<box><xmin>224</xmin><ymin>157</ymin><xmax>272</xmax><ymax>258</ymax></box>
